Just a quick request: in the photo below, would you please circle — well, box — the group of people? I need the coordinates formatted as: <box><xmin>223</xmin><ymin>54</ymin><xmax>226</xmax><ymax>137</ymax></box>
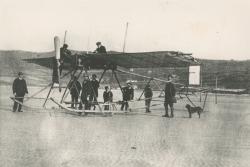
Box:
<box><xmin>12</xmin><ymin>72</ymin><xmax>176</xmax><ymax>115</ymax></box>
<box><xmin>68</xmin><ymin>74</ymin><xmax>176</xmax><ymax>115</ymax></box>
<box><xmin>68</xmin><ymin>74</ymin><xmax>101</xmax><ymax>110</ymax></box>
<box><xmin>68</xmin><ymin>74</ymin><xmax>136</xmax><ymax>111</ymax></box>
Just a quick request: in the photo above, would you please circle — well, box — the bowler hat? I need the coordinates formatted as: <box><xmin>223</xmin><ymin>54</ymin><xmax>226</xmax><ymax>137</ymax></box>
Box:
<box><xmin>18</xmin><ymin>72</ymin><xmax>23</xmax><ymax>76</ymax></box>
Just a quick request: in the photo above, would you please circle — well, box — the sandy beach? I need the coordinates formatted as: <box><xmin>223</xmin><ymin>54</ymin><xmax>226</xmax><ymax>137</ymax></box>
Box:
<box><xmin>1</xmin><ymin>85</ymin><xmax>250</xmax><ymax>167</ymax></box>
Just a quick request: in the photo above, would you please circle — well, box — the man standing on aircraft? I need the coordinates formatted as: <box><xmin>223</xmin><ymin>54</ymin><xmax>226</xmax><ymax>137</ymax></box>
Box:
<box><xmin>144</xmin><ymin>84</ymin><xmax>153</xmax><ymax>113</ymax></box>
<box><xmin>163</xmin><ymin>75</ymin><xmax>176</xmax><ymax>118</ymax></box>
<box><xmin>79</xmin><ymin>76</ymin><xmax>91</xmax><ymax>110</ymax></box>
<box><xmin>121</xmin><ymin>81</ymin><xmax>134</xmax><ymax>111</ymax></box>
<box><xmin>69</xmin><ymin>76</ymin><xmax>82</xmax><ymax>109</ymax></box>
<box><xmin>12</xmin><ymin>72</ymin><xmax>28</xmax><ymax>112</ymax></box>
<box><xmin>59</xmin><ymin>44</ymin><xmax>71</xmax><ymax>75</ymax></box>
<box><xmin>94</xmin><ymin>42</ymin><xmax>107</xmax><ymax>54</ymax></box>
<box><xmin>89</xmin><ymin>74</ymin><xmax>100</xmax><ymax>110</ymax></box>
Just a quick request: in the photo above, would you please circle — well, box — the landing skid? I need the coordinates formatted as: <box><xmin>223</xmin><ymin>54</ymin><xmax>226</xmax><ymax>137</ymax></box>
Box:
<box><xmin>50</xmin><ymin>98</ymin><xmax>114</xmax><ymax>116</ymax></box>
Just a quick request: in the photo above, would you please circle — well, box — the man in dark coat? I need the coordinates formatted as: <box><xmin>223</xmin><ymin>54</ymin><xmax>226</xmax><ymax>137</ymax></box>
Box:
<box><xmin>79</xmin><ymin>76</ymin><xmax>92</xmax><ymax>110</ymax></box>
<box><xmin>144</xmin><ymin>84</ymin><xmax>153</xmax><ymax>113</ymax></box>
<box><xmin>103</xmin><ymin>86</ymin><xmax>113</xmax><ymax>110</ymax></box>
<box><xmin>163</xmin><ymin>75</ymin><xmax>176</xmax><ymax>118</ymax></box>
<box><xmin>94</xmin><ymin>42</ymin><xmax>107</xmax><ymax>54</ymax></box>
<box><xmin>121</xmin><ymin>81</ymin><xmax>134</xmax><ymax>111</ymax></box>
<box><xmin>69</xmin><ymin>76</ymin><xmax>82</xmax><ymax>109</ymax></box>
<box><xmin>12</xmin><ymin>72</ymin><xmax>28</xmax><ymax>112</ymax></box>
<box><xmin>89</xmin><ymin>74</ymin><xmax>100</xmax><ymax>110</ymax></box>
<box><xmin>59</xmin><ymin>44</ymin><xmax>71</xmax><ymax>75</ymax></box>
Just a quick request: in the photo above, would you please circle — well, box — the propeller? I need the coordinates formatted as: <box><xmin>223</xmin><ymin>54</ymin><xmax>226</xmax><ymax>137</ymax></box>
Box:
<box><xmin>54</xmin><ymin>36</ymin><xmax>61</xmax><ymax>92</ymax></box>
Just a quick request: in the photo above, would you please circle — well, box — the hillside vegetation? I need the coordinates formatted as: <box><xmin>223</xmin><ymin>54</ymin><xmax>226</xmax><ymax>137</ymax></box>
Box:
<box><xmin>0</xmin><ymin>50</ymin><xmax>249</xmax><ymax>91</ymax></box>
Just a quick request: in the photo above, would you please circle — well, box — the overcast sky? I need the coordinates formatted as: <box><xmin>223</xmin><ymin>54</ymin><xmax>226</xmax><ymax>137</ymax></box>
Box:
<box><xmin>1</xmin><ymin>0</ymin><xmax>250</xmax><ymax>60</ymax></box>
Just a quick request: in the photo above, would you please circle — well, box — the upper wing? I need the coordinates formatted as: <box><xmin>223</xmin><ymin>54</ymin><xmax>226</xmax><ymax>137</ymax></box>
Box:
<box><xmin>23</xmin><ymin>51</ymin><xmax>200</xmax><ymax>69</ymax></box>
<box><xmin>81</xmin><ymin>51</ymin><xmax>200</xmax><ymax>69</ymax></box>
<box><xmin>23</xmin><ymin>57</ymin><xmax>54</xmax><ymax>69</ymax></box>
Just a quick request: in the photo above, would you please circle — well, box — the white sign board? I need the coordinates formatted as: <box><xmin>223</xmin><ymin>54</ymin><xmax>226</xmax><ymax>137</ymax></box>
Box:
<box><xmin>189</xmin><ymin>66</ymin><xmax>200</xmax><ymax>85</ymax></box>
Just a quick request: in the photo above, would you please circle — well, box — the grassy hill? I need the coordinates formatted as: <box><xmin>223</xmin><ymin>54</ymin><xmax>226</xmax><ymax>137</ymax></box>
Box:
<box><xmin>200</xmin><ymin>59</ymin><xmax>250</xmax><ymax>89</ymax></box>
<box><xmin>0</xmin><ymin>50</ymin><xmax>249</xmax><ymax>91</ymax></box>
<box><xmin>0</xmin><ymin>50</ymin><xmax>53</xmax><ymax>86</ymax></box>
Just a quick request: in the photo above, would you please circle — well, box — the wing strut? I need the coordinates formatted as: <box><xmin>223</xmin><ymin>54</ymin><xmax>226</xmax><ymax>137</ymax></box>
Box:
<box><xmin>60</xmin><ymin>68</ymin><xmax>82</xmax><ymax>104</ymax></box>
<box><xmin>117</xmin><ymin>69</ymin><xmax>183</xmax><ymax>86</ymax></box>
<box><xmin>112</xmin><ymin>69</ymin><xmax>124</xmax><ymax>95</ymax></box>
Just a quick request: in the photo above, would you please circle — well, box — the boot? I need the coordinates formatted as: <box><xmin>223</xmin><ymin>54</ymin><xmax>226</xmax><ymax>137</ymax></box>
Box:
<box><xmin>162</xmin><ymin>111</ymin><xmax>169</xmax><ymax>117</ymax></box>
<box><xmin>170</xmin><ymin>109</ymin><xmax>174</xmax><ymax>118</ymax></box>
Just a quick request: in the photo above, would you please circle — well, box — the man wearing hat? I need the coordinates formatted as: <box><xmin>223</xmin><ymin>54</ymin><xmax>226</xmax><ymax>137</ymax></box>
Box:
<box><xmin>68</xmin><ymin>76</ymin><xmax>82</xmax><ymax>109</ymax></box>
<box><xmin>79</xmin><ymin>76</ymin><xmax>91</xmax><ymax>110</ymax></box>
<box><xmin>144</xmin><ymin>84</ymin><xmax>153</xmax><ymax>113</ymax></box>
<box><xmin>94</xmin><ymin>42</ymin><xmax>107</xmax><ymax>54</ymax></box>
<box><xmin>103</xmin><ymin>86</ymin><xmax>113</xmax><ymax>110</ymax></box>
<box><xmin>163</xmin><ymin>74</ymin><xmax>176</xmax><ymax>118</ymax></box>
<box><xmin>12</xmin><ymin>72</ymin><xmax>28</xmax><ymax>112</ymax></box>
<box><xmin>121</xmin><ymin>81</ymin><xmax>134</xmax><ymax>111</ymax></box>
<box><xmin>89</xmin><ymin>74</ymin><xmax>100</xmax><ymax>110</ymax></box>
<box><xmin>59</xmin><ymin>43</ymin><xmax>71</xmax><ymax>75</ymax></box>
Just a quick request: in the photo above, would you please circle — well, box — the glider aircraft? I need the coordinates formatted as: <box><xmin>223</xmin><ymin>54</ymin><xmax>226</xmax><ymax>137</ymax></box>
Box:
<box><xmin>13</xmin><ymin>36</ymin><xmax>207</xmax><ymax>116</ymax></box>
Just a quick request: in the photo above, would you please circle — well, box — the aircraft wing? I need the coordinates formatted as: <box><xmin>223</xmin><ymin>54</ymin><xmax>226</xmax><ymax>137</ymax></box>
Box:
<box><xmin>23</xmin><ymin>51</ymin><xmax>199</xmax><ymax>69</ymax></box>
<box><xmin>23</xmin><ymin>57</ymin><xmax>54</xmax><ymax>69</ymax></box>
<box><xmin>80</xmin><ymin>51</ymin><xmax>200</xmax><ymax>69</ymax></box>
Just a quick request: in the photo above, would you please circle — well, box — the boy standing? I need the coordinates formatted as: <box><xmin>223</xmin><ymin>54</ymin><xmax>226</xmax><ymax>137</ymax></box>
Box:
<box><xmin>103</xmin><ymin>86</ymin><xmax>113</xmax><ymax>110</ymax></box>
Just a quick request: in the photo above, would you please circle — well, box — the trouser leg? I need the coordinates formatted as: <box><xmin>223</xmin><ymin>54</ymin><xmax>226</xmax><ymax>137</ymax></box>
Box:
<box><xmin>72</xmin><ymin>96</ymin><xmax>78</xmax><ymax>108</ymax></box>
<box><xmin>121</xmin><ymin>101</ymin><xmax>125</xmax><ymax>110</ymax></box>
<box><xmin>89</xmin><ymin>94</ymin><xmax>96</xmax><ymax>110</ymax></box>
<box><xmin>13</xmin><ymin>97</ymin><xmax>18</xmax><ymax>112</ymax></box>
<box><xmin>148</xmin><ymin>100</ymin><xmax>151</xmax><ymax>112</ymax></box>
<box><xmin>79</xmin><ymin>95</ymin><xmax>85</xmax><ymax>109</ymax></box>
<box><xmin>17</xmin><ymin>97</ymin><xmax>24</xmax><ymax>112</ymax></box>
<box><xmin>79</xmin><ymin>97</ymin><xmax>83</xmax><ymax>109</ymax></box>
<box><xmin>145</xmin><ymin>99</ymin><xmax>151</xmax><ymax>112</ymax></box>
<box><xmin>86</xmin><ymin>96</ymin><xmax>91</xmax><ymax>110</ymax></box>
<box><xmin>164</xmin><ymin>102</ymin><xmax>169</xmax><ymax>117</ymax></box>
<box><xmin>93</xmin><ymin>96</ymin><xmax>97</xmax><ymax>110</ymax></box>
<box><xmin>71</xmin><ymin>95</ymin><xmax>74</xmax><ymax>108</ymax></box>
<box><xmin>104</xmin><ymin>101</ymin><xmax>109</xmax><ymax>110</ymax></box>
<box><xmin>125</xmin><ymin>102</ymin><xmax>129</xmax><ymax>111</ymax></box>
<box><xmin>84</xmin><ymin>100</ymin><xmax>89</xmax><ymax>110</ymax></box>
<box><xmin>75</xmin><ymin>97</ymin><xmax>78</xmax><ymax>108</ymax></box>
<box><xmin>170</xmin><ymin>103</ymin><xmax>174</xmax><ymax>117</ymax></box>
